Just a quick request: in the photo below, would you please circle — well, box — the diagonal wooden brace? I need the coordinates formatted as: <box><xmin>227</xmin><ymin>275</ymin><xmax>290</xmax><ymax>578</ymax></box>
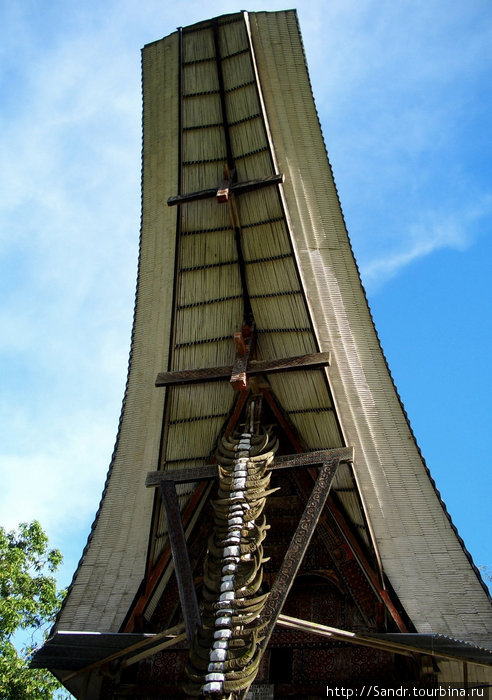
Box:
<box><xmin>159</xmin><ymin>480</ymin><xmax>201</xmax><ymax>644</ymax></box>
<box><xmin>259</xmin><ymin>457</ymin><xmax>340</xmax><ymax>641</ymax></box>
<box><xmin>237</xmin><ymin>456</ymin><xmax>341</xmax><ymax>699</ymax></box>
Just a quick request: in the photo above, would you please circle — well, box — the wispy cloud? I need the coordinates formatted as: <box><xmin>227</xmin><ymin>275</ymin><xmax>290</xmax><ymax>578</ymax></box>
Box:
<box><xmin>301</xmin><ymin>0</ymin><xmax>492</xmax><ymax>290</ymax></box>
<box><xmin>360</xmin><ymin>196</ymin><xmax>492</xmax><ymax>288</ymax></box>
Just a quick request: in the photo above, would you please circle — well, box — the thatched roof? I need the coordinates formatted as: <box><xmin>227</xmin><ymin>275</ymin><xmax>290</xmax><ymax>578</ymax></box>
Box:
<box><xmin>53</xmin><ymin>10</ymin><xmax>491</xmax><ymax>679</ymax></box>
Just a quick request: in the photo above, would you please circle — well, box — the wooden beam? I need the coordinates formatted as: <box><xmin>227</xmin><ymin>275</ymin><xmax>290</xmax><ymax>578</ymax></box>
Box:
<box><xmin>286</xmin><ymin>462</ymin><xmax>408</xmax><ymax>633</ymax></box>
<box><xmin>159</xmin><ymin>481</ymin><xmax>201</xmax><ymax>643</ymax></box>
<box><xmin>228</xmin><ymin>172</ymin><xmax>284</xmax><ymax>196</ymax></box>
<box><xmin>147</xmin><ymin>464</ymin><xmax>218</xmax><ymax>487</ymax></box>
<box><xmin>224</xmin><ymin>388</ymin><xmax>250</xmax><ymax>438</ymax></box>
<box><xmin>260</xmin><ymin>386</ymin><xmax>304</xmax><ymax>452</ymax></box>
<box><xmin>123</xmin><ymin>481</ymin><xmax>209</xmax><ymax>633</ymax></box>
<box><xmin>121</xmin><ymin>631</ymin><xmax>188</xmax><ymax>668</ymax></box>
<box><xmin>258</xmin><ymin>458</ymin><xmax>340</xmax><ymax>647</ymax></box>
<box><xmin>167</xmin><ymin>172</ymin><xmax>284</xmax><ymax>206</ymax></box>
<box><xmin>276</xmin><ymin>614</ymin><xmax>412</xmax><ymax>658</ymax></box>
<box><xmin>325</xmin><ymin>493</ymin><xmax>409</xmax><ymax>633</ymax></box>
<box><xmin>276</xmin><ymin>615</ymin><xmax>492</xmax><ymax>669</ymax></box>
<box><xmin>156</xmin><ymin>365</ymin><xmax>231</xmax><ymax>387</ymax></box>
<box><xmin>155</xmin><ymin>351</ymin><xmax>331</xmax><ymax>387</ymax></box>
<box><xmin>237</xmin><ymin>457</ymin><xmax>341</xmax><ymax>699</ymax></box>
<box><xmin>61</xmin><ymin>623</ymin><xmax>186</xmax><ymax>683</ymax></box>
<box><xmin>145</xmin><ymin>447</ymin><xmax>353</xmax><ymax>488</ymax></box>
<box><xmin>274</xmin><ymin>447</ymin><xmax>353</xmax><ymax>469</ymax></box>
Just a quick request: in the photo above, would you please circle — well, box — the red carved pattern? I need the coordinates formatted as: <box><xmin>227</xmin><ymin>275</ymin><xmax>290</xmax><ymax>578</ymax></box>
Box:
<box><xmin>261</xmin><ymin>461</ymin><xmax>338</xmax><ymax>630</ymax></box>
<box><xmin>338</xmin><ymin>556</ymin><xmax>378</xmax><ymax>622</ymax></box>
<box><xmin>293</xmin><ymin>645</ymin><xmax>394</xmax><ymax>683</ymax></box>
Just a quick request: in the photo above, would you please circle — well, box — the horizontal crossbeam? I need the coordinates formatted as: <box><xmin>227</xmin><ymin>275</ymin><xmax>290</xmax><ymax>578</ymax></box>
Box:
<box><xmin>145</xmin><ymin>446</ymin><xmax>353</xmax><ymax>488</ymax></box>
<box><xmin>167</xmin><ymin>172</ymin><xmax>284</xmax><ymax>206</ymax></box>
<box><xmin>155</xmin><ymin>351</ymin><xmax>331</xmax><ymax>387</ymax></box>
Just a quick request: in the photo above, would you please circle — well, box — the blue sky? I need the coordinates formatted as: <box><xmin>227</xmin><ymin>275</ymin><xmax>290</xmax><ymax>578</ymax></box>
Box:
<box><xmin>1</xmin><ymin>0</ymin><xmax>490</xmax><ymax>609</ymax></box>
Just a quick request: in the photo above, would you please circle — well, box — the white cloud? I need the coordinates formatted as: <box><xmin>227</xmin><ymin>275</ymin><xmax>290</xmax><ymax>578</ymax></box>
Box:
<box><xmin>361</xmin><ymin>196</ymin><xmax>492</xmax><ymax>288</ymax></box>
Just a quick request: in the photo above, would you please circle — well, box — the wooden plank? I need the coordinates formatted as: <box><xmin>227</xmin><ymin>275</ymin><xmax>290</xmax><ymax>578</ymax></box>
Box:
<box><xmin>167</xmin><ymin>173</ymin><xmax>284</xmax><ymax>206</ymax></box>
<box><xmin>274</xmin><ymin>447</ymin><xmax>353</xmax><ymax>468</ymax></box>
<box><xmin>155</xmin><ymin>351</ymin><xmax>331</xmax><ymax>387</ymax></box>
<box><xmin>258</xmin><ymin>458</ymin><xmax>339</xmax><ymax>644</ymax></box>
<box><xmin>238</xmin><ymin>457</ymin><xmax>341</xmax><ymax>699</ymax></box>
<box><xmin>230</xmin><ymin>172</ymin><xmax>283</xmax><ymax>195</ymax></box>
<box><xmin>167</xmin><ymin>184</ymin><xmax>222</xmax><ymax>206</ymax></box>
<box><xmin>145</xmin><ymin>447</ymin><xmax>353</xmax><ymax>488</ymax></box>
<box><xmin>249</xmin><ymin>351</ymin><xmax>330</xmax><ymax>376</ymax></box>
<box><xmin>147</xmin><ymin>465</ymin><xmax>218</xmax><ymax>487</ymax></box>
<box><xmin>156</xmin><ymin>365</ymin><xmax>231</xmax><ymax>387</ymax></box>
<box><xmin>275</xmin><ymin>615</ymin><xmax>413</xmax><ymax>658</ymax></box>
<box><xmin>160</xmin><ymin>481</ymin><xmax>201</xmax><ymax>644</ymax></box>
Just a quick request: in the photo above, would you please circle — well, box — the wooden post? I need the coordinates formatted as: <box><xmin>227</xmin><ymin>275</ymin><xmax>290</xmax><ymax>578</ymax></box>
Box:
<box><xmin>159</xmin><ymin>481</ymin><xmax>201</xmax><ymax>644</ymax></box>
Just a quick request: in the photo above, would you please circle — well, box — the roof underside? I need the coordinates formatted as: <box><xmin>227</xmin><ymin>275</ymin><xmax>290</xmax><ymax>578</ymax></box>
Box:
<box><xmin>53</xmin><ymin>9</ymin><xmax>491</xmax><ymax>660</ymax></box>
<box><xmin>32</xmin><ymin>629</ymin><xmax>492</xmax><ymax>674</ymax></box>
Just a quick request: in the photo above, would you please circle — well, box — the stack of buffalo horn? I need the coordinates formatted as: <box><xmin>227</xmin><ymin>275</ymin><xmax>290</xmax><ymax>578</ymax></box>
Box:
<box><xmin>184</xmin><ymin>423</ymin><xmax>279</xmax><ymax>697</ymax></box>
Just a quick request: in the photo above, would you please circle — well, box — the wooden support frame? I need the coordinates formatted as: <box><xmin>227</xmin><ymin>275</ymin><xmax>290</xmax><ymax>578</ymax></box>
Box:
<box><xmin>167</xmin><ymin>172</ymin><xmax>284</xmax><ymax>206</ymax></box>
<box><xmin>144</xmin><ymin>442</ymin><xmax>409</xmax><ymax>642</ymax></box>
<box><xmin>146</xmin><ymin>448</ymin><xmax>352</xmax><ymax>675</ymax></box>
<box><xmin>258</xmin><ymin>456</ymin><xmax>340</xmax><ymax>646</ymax></box>
<box><xmin>146</xmin><ymin>447</ymin><xmax>353</xmax><ymax>488</ymax></box>
<box><xmin>155</xmin><ymin>351</ymin><xmax>330</xmax><ymax>387</ymax></box>
<box><xmin>159</xmin><ymin>481</ymin><xmax>201</xmax><ymax>643</ymax></box>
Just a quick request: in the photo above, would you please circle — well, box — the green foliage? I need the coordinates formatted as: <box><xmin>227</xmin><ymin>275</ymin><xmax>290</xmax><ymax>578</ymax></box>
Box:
<box><xmin>0</xmin><ymin>521</ymin><xmax>68</xmax><ymax>699</ymax></box>
<box><xmin>0</xmin><ymin>640</ymin><xmax>62</xmax><ymax>700</ymax></box>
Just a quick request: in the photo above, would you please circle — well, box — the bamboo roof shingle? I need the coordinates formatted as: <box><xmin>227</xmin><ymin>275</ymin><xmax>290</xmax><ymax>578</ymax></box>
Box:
<box><xmin>50</xmin><ymin>10</ymin><xmax>491</xmax><ymax>689</ymax></box>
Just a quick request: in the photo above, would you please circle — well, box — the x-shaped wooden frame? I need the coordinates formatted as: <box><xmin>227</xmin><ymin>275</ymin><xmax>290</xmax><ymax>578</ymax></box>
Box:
<box><xmin>146</xmin><ymin>446</ymin><xmax>353</xmax><ymax>648</ymax></box>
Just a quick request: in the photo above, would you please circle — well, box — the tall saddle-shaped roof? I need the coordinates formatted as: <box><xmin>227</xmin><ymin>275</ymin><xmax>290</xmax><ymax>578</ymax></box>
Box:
<box><xmin>35</xmin><ymin>10</ymin><xmax>492</xmax><ymax>697</ymax></box>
